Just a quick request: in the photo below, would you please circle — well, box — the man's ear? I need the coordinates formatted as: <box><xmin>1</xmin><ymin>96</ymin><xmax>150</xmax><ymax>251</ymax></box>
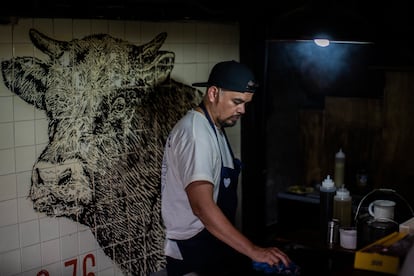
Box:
<box><xmin>207</xmin><ymin>86</ymin><xmax>219</xmax><ymax>102</ymax></box>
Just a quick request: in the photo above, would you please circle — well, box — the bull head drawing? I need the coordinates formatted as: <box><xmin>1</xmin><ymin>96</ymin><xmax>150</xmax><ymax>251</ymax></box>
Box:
<box><xmin>1</xmin><ymin>28</ymin><xmax>203</xmax><ymax>275</ymax></box>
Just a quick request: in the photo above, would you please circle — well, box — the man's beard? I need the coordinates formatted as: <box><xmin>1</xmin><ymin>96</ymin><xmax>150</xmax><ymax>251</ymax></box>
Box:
<box><xmin>219</xmin><ymin>116</ymin><xmax>239</xmax><ymax>128</ymax></box>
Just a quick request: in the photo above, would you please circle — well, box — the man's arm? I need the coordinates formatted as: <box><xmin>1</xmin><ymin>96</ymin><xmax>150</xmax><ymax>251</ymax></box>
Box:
<box><xmin>186</xmin><ymin>180</ymin><xmax>290</xmax><ymax>267</ymax></box>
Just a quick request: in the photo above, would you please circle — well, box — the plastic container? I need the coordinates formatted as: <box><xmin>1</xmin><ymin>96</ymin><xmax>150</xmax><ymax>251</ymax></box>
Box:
<box><xmin>320</xmin><ymin>175</ymin><xmax>337</xmax><ymax>242</ymax></box>
<box><xmin>334</xmin><ymin>149</ymin><xmax>345</xmax><ymax>188</ymax></box>
<box><xmin>339</xmin><ymin>227</ymin><xmax>357</xmax><ymax>249</ymax></box>
<box><xmin>333</xmin><ymin>187</ymin><xmax>353</xmax><ymax>227</ymax></box>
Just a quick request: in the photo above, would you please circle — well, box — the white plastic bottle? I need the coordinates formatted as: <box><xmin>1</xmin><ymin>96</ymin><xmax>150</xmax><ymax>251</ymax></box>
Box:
<box><xmin>333</xmin><ymin>187</ymin><xmax>352</xmax><ymax>227</ymax></box>
<box><xmin>334</xmin><ymin>149</ymin><xmax>345</xmax><ymax>188</ymax></box>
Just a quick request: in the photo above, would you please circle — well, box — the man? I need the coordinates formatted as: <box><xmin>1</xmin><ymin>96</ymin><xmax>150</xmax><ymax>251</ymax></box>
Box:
<box><xmin>161</xmin><ymin>60</ymin><xmax>291</xmax><ymax>275</ymax></box>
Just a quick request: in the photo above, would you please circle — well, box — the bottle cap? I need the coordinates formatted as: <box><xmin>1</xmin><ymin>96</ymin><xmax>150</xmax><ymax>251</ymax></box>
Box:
<box><xmin>336</xmin><ymin>187</ymin><xmax>350</xmax><ymax>199</ymax></box>
<box><xmin>322</xmin><ymin>175</ymin><xmax>335</xmax><ymax>188</ymax></box>
<box><xmin>336</xmin><ymin>148</ymin><xmax>345</xmax><ymax>158</ymax></box>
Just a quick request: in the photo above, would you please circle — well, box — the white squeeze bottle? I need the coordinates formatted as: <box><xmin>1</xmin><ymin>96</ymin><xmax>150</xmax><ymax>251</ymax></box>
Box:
<box><xmin>334</xmin><ymin>149</ymin><xmax>345</xmax><ymax>188</ymax></box>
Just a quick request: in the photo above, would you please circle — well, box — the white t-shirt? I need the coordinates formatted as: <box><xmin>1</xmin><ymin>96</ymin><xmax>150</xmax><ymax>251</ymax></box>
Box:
<box><xmin>161</xmin><ymin>109</ymin><xmax>234</xmax><ymax>258</ymax></box>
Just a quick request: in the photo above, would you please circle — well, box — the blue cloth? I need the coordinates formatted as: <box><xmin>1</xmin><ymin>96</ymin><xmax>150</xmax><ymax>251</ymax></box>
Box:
<box><xmin>252</xmin><ymin>261</ymin><xmax>301</xmax><ymax>275</ymax></box>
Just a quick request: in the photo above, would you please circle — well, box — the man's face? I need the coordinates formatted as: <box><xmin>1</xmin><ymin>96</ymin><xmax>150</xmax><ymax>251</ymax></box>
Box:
<box><xmin>215</xmin><ymin>89</ymin><xmax>254</xmax><ymax>128</ymax></box>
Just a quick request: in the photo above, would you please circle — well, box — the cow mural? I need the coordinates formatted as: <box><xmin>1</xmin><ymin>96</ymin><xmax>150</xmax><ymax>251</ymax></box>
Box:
<box><xmin>1</xmin><ymin>28</ymin><xmax>203</xmax><ymax>275</ymax></box>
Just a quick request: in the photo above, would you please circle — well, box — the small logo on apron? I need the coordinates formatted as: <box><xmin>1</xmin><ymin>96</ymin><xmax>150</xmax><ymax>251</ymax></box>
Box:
<box><xmin>224</xmin><ymin>178</ymin><xmax>231</xmax><ymax>188</ymax></box>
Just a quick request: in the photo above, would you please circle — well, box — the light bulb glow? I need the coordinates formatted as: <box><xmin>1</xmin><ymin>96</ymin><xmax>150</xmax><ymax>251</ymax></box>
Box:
<box><xmin>314</xmin><ymin>39</ymin><xmax>330</xmax><ymax>47</ymax></box>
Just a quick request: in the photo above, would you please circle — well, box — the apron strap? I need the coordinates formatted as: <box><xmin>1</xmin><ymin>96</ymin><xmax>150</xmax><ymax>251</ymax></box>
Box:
<box><xmin>198</xmin><ymin>102</ymin><xmax>235</xmax><ymax>161</ymax></box>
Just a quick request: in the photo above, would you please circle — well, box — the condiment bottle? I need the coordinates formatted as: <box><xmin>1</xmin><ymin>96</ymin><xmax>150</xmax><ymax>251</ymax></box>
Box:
<box><xmin>333</xmin><ymin>186</ymin><xmax>352</xmax><ymax>227</ymax></box>
<box><xmin>320</xmin><ymin>175</ymin><xmax>336</xmax><ymax>242</ymax></box>
<box><xmin>334</xmin><ymin>149</ymin><xmax>345</xmax><ymax>188</ymax></box>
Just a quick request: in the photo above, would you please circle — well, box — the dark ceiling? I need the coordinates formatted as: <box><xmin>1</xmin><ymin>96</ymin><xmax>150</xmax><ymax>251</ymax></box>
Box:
<box><xmin>1</xmin><ymin>0</ymin><xmax>413</xmax><ymax>66</ymax></box>
<box><xmin>1</xmin><ymin>0</ymin><xmax>412</xmax><ymax>37</ymax></box>
<box><xmin>2</xmin><ymin>0</ymin><xmax>238</xmax><ymax>21</ymax></box>
<box><xmin>1</xmin><ymin>1</ymin><xmax>412</xmax><ymax>33</ymax></box>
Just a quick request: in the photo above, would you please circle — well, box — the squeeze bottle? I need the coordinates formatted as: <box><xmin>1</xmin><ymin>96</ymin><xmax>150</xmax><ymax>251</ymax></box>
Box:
<box><xmin>334</xmin><ymin>149</ymin><xmax>345</xmax><ymax>188</ymax></box>
<box><xmin>333</xmin><ymin>187</ymin><xmax>352</xmax><ymax>227</ymax></box>
<box><xmin>320</xmin><ymin>175</ymin><xmax>336</xmax><ymax>242</ymax></box>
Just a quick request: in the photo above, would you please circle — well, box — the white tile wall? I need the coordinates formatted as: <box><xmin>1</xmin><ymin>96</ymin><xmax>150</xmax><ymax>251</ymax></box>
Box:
<box><xmin>96</xmin><ymin>247</ymin><xmax>116</xmax><ymax>272</ymax></box>
<box><xmin>35</xmin><ymin>143</ymin><xmax>48</xmax><ymax>157</ymax></box>
<box><xmin>0</xmin><ymin>224</ymin><xmax>19</xmax><ymax>251</ymax></box>
<box><xmin>0</xmin><ymin>249</ymin><xmax>21</xmax><ymax>275</ymax></box>
<box><xmin>59</xmin><ymin>217</ymin><xmax>79</xmax><ymax>236</ymax></box>
<box><xmin>182</xmin><ymin>43</ymin><xmax>198</xmax><ymax>62</ymax></box>
<box><xmin>41</xmin><ymin>238</ymin><xmax>61</xmax><ymax>266</ymax></box>
<box><xmin>0</xmin><ymin>96</ymin><xmax>13</xmax><ymax>122</ymax></box>
<box><xmin>0</xmin><ymin>25</ymin><xmax>13</xmax><ymax>44</ymax></box>
<box><xmin>171</xmin><ymin>63</ymin><xmax>197</xmax><ymax>86</ymax></box>
<box><xmin>20</xmin><ymin>267</ymin><xmax>45</xmax><ymax>276</ymax></box>
<box><xmin>125</xmin><ymin>21</ymin><xmax>142</xmax><ymax>43</ymax></box>
<box><xmin>14</xmin><ymin>97</ymin><xmax>35</xmax><ymax>122</ymax></box>
<box><xmin>17</xmin><ymin>196</ymin><xmax>38</xmax><ymax>223</ymax></box>
<box><xmin>0</xmin><ymin>44</ymin><xmax>13</xmax><ymax>62</ymax></box>
<box><xmin>32</xmin><ymin>18</ymin><xmax>54</xmax><ymax>36</ymax></box>
<box><xmin>99</xmin><ymin>268</ymin><xmax>116</xmax><ymax>276</ymax></box>
<box><xmin>16</xmin><ymin>171</ymin><xmax>31</xmax><ymax>198</ymax></box>
<box><xmin>0</xmin><ymin>122</ymin><xmax>14</xmax><ymax>149</ymax></box>
<box><xmin>52</xmin><ymin>19</ymin><xmax>75</xmax><ymax>40</ymax></box>
<box><xmin>168</xmin><ymin>43</ymin><xmax>184</xmax><ymax>63</ymax></box>
<box><xmin>13</xmin><ymin>42</ymin><xmax>34</xmax><ymax>57</ymax></box>
<box><xmin>78</xmin><ymin>229</ymin><xmax>98</xmax><ymax>254</ymax></box>
<box><xmin>0</xmin><ymin>148</ymin><xmax>15</xmax><ymax>175</ymax></box>
<box><xmin>39</xmin><ymin>262</ymin><xmax>61</xmax><ymax>275</ymax></box>
<box><xmin>91</xmin><ymin>19</ymin><xmax>110</xmax><ymax>34</ymax></box>
<box><xmin>11</xmin><ymin>19</ymin><xmax>33</xmax><ymax>44</ymax></box>
<box><xmin>14</xmin><ymin>121</ymin><xmax>35</xmax><ymax>147</ymax></box>
<box><xmin>141</xmin><ymin>22</ymin><xmax>166</xmax><ymax>42</ymax></box>
<box><xmin>21</xmin><ymin>243</ymin><xmax>41</xmax><ymax>271</ymax></box>
<box><xmin>0</xmin><ymin>18</ymin><xmax>240</xmax><ymax>275</ymax></box>
<box><xmin>0</xmin><ymin>199</ymin><xmax>18</xmax><ymax>227</ymax></box>
<box><xmin>34</xmin><ymin>118</ymin><xmax>49</xmax><ymax>144</ymax></box>
<box><xmin>195</xmin><ymin>24</ymin><xmax>210</xmax><ymax>43</ymax></box>
<box><xmin>15</xmin><ymin>145</ymin><xmax>36</xmax><ymax>172</ymax></box>
<box><xmin>195</xmin><ymin>44</ymin><xmax>208</xmax><ymax>63</ymax></box>
<box><xmin>194</xmin><ymin>63</ymin><xmax>211</xmax><ymax>85</ymax></box>
<box><xmin>60</xmin><ymin>233</ymin><xmax>79</xmax><ymax>260</ymax></box>
<box><xmin>108</xmin><ymin>21</ymin><xmax>126</xmax><ymax>39</ymax></box>
<box><xmin>0</xmin><ymin>174</ymin><xmax>16</xmax><ymax>201</ymax></box>
<box><xmin>20</xmin><ymin>219</ymin><xmax>40</xmax><ymax>247</ymax></box>
<box><xmin>161</xmin><ymin>23</ymin><xmax>180</xmax><ymax>44</ymax></box>
<box><xmin>73</xmin><ymin>19</ymin><xmax>93</xmax><ymax>39</ymax></box>
<box><xmin>34</xmin><ymin>108</ymin><xmax>47</xmax><ymax>120</ymax></box>
<box><xmin>181</xmin><ymin>24</ymin><xmax>197</xmax><ymax>43</ymax></box>
<box><xmin>39</xmin><ymin>217</ymin><xmax>60</xmax><ymax>242</ymax></box>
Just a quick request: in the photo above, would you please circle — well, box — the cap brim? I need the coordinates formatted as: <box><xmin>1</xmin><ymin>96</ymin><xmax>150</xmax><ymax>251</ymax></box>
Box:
<box><xmin>192</xmin><ymin>82</ymin><xmax>210</xmax><ymax>87</ymax></box>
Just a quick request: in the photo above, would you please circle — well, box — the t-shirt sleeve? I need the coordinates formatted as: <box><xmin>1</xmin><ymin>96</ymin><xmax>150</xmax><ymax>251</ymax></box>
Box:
<box><xmin>173</xmin><ymin>117</ymin><xmax>219</xmax><ymax>189</ymax></box>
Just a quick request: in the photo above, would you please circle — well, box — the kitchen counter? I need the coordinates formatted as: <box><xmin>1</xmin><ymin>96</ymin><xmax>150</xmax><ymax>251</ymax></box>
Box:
<box><xmin>272</xmin><ymin>191</ymin><xmax>399</xmax><ymax>275</ymax></box>
<box><xmin>266</xmin><ymin>228</ymin><xmax>395</xmax><ymax>276</ymax></box>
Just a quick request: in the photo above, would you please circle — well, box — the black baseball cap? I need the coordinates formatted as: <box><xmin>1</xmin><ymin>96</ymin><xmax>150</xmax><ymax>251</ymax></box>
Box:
<box><xmin>192</xmin><ymin>60</ymin><xmax>258</xmax><ymax>93</ymax></box>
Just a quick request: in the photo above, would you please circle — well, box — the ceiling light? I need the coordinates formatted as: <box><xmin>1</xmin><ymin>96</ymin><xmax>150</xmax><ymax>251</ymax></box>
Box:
<box><xmin>314</xmin><ymin>39</ymin><xmax>330</xmax><ymax>47</ymax></box>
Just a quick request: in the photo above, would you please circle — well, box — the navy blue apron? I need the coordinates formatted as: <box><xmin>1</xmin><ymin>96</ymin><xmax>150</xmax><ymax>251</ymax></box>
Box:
<box><xmin>198</xmin><ymin>101</ymin><xmax>241</xmax><ymax>223</ymax></box>
<box><xmin>167</xmin><ymin>103</ymin><xmax>245</xmax><ymax>276</ymax></box>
